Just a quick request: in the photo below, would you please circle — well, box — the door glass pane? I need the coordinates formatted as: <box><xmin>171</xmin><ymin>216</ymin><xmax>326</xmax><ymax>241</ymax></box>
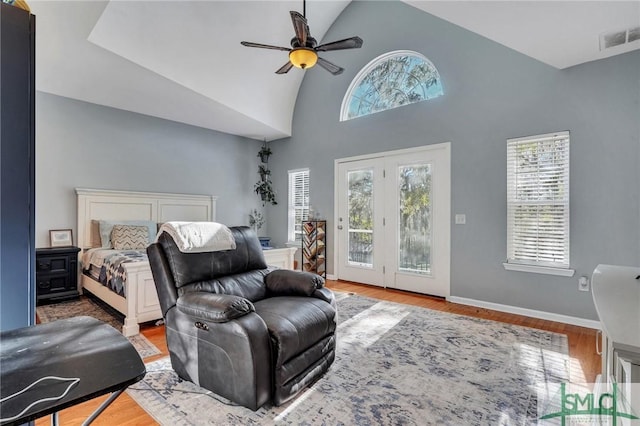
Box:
<box><xmin>398</xmin><ymin>163</ymin><xmax>431</xmax><ymax>275</ymax></box>
<box><xmin>348</xmin><ymin>169</ymin><xmax>373</xmax><ymax>267</ymax></box>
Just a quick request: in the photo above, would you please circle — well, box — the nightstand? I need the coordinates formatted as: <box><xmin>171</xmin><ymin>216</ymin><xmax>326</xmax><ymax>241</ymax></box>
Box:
<box><xmin>35</xmin><ymin>246</ymin><xmax>81</xmax><ymax>304</ymax></box>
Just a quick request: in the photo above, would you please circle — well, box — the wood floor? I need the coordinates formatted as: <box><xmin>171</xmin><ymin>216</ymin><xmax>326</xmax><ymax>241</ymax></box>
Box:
<box><xmin>35</xmin><ymin>280</ymin><xmax>600</xmax><ymax>426</ymax></box>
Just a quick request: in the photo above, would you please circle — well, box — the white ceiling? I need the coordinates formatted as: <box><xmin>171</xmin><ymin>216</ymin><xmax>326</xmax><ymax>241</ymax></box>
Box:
<box><xmin>408</xmin><ymin>1</ymin><xmax>640</xmax><ymax>70</ymax></box>
<box><xmin>29</xmin><ymin>1</ymin><xmax>640</xmax><ymax>142</ymax></box>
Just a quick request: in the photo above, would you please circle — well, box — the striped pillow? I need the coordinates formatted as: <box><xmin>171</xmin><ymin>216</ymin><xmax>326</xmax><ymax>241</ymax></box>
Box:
<box><xmin>111</xmin><ymin>225</ymin><xmax>149</xmax><ymax>250</ymax></box>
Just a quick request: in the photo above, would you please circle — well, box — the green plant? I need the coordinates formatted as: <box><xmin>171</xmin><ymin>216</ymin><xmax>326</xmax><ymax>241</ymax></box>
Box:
<box><xmin>254</xmin><ymin>180</ymin><xmax>277</xmax><ymax>206</ymax></box>
<box><xmin>248</xmin><ymin>208</ymin><xmax>265</xmax><ymax>231</ymax></box>
<box><xmin>258</xmin><ymin>145</ymin><xmax>272</xmax><ymax>163</ymax></box>
<box><xmin>258</xmin><ymin>164</ymin><xmax>271</xmax><ymax>180</ymax></box>
<box><xmin>255</xmin><ymin>141</ymin><xmax>276</xmax><ymax>204</ymax></box>
<box><xmin>258</xmin><ymin>145</ymin><xmax>272</xmax><ymax>156</ymax></box>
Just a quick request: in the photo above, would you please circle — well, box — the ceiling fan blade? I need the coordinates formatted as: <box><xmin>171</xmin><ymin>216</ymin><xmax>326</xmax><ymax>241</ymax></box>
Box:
<box><xmin>317</xmin><ymin>57</ymin><xmax>344</xmax><ymax>75</ymax></box>
<box><xmin>275</xmin><ymin>61</ymin><xmax>294</xmax><ymax>74</ymax></box>
<box><xmin>290</xmin><ymin>11</ymin><xmax>309</xmax><ymax>45</ymax></box>
<box><xmin>241</xmin><ymin>41</ymin><xmax>291</xmax><ymax>52</ymax></box>
<box><xmin>316</xmin><ymin>36</ymin><xmax>363</xmax><ymax>52</ymax></box>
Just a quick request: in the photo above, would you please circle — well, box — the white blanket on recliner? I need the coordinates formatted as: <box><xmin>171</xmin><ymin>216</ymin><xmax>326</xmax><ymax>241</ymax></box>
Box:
<box><xmin>157</xmin><ymin>222</ymin><xmax>236</xmax><ymax>253</ymax></box>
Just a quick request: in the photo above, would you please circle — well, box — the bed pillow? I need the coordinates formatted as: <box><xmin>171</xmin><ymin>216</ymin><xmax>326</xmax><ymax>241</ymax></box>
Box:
<box><xmin>99</xmin><ymin>220</ymin><xmax>156</xmax><ymax>248</ymax></box>
<box><xmin>111</xmin><ymin>225</ymin><xmax>150</xmax><ymax>250</ymax></box>
<box><xmin>90</xmin><ymin>220</ymin><xmax>102</xmax><ymax>248</ymax></box>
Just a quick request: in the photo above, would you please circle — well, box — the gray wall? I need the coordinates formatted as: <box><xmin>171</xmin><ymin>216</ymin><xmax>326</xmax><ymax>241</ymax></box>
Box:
<box><xmin>36</xmin><ymin>92</ymin><xmax>264</xmax><ymax>248</ymax></box>
<box><xmin>266</xmin><ymin>1</ymin><xmax>640</xmax><ymax>320</ymax></box>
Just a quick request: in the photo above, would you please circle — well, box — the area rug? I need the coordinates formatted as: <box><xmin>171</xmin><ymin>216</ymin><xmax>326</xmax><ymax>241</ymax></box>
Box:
<box><xmin>36</xmin><ymin>295</ymin><xmax>161</xmax><ymax>359</ymax></box>
<box><xmin>126</xmin><ymin>292</ymin><xmax>569</xmax><ymax>425</ymax></box>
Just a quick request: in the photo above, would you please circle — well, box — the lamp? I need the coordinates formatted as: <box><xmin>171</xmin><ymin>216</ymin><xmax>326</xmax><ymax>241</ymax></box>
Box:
<box><xmin>289</xmin><ymin>48</ymin><xmax>318</xmax><ymax>69</ymax></box>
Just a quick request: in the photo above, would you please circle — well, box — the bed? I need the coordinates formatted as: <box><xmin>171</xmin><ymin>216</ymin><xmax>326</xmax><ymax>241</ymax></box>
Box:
<box><xmin>76</xmin><ymin>188</ymin><xmax>216</xmax><ymax>336</ymax></box>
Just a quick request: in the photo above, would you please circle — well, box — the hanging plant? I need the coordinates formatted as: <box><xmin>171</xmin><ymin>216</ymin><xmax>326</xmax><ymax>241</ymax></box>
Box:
<box><xmin>258</xmin><ymin>144</ymin><xmax>272</xmax><ymax>163</ymax></box>
<box><xmin>254</xmin><ymin>180</ymin><xmax>277</xmax><ymax>206</ymax></box>
<box><xmin>258</xmin><ymin>164</ymin><xmax>271</xmax><ymax>181</ymax></box>
<box><xmin>255</xmin><ymin>139</ymin><xmax>276</xmax><ymax>205</ymax></box>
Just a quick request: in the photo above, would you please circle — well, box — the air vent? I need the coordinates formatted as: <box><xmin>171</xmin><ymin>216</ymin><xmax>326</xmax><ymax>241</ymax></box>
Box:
<box><xmin>600</xmin><ymin>26</ymin><xmax>640</xmax><ymax>50</ymax></box>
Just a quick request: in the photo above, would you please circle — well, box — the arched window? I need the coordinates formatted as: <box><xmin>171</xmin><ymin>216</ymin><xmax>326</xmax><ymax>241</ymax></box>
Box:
<box><xmin>340</xmin><ymin>50</ymin><xmax>443</xmax><ymax>121</ymax></box>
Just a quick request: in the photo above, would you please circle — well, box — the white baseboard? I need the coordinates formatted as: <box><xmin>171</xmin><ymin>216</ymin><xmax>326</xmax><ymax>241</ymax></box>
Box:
<box><xmin>326</xmin><ymin>273</ymin><xmax>337</xmax><ymax>280</ymax></box>
<box><xmin>447</xmin><ymin>296</ymin><xmax>601</xmax><ymax>330</ymax></box>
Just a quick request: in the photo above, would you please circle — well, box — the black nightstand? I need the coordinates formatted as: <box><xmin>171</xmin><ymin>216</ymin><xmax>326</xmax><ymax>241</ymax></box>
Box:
<box><xmin>35</xmin><ymin>246</ymin><xmax>81</xmax><ymax>304</ymax></box>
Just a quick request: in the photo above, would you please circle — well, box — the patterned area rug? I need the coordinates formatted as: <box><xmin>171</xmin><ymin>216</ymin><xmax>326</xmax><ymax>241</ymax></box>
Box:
<box><xmin>126</xmin><ymin>292</ymin><xmax>569</xmax><ymax>425</ymax></box>
<box><xmin>36</xmin><ymin>295</ymin><xmax>161</xmax><ymax>359</ymax></box>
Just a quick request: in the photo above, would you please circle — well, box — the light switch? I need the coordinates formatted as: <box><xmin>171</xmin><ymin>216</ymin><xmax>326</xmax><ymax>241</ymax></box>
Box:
<box><xmin>455</xmin><ymin>214</ymin><xmax>466</xmax><ymax>225</ymax></box>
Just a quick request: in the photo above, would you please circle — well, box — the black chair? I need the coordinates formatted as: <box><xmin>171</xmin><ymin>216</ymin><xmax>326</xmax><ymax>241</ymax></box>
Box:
<box><xmin>147</xmin><ymin>226</ymin><xmax>336</xmax><ymax>410</ymax></box>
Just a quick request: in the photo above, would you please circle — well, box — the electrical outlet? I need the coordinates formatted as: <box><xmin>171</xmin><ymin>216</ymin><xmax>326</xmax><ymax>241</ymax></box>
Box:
<box><xmin>455</xmin><ymin>214</ymin><xmax>466</xmax><ymax>225</ymax></box>
<box><xmin>578</xmin><ymin>276</ymin><xmax>590</xmax><ymax>292</ymax></box>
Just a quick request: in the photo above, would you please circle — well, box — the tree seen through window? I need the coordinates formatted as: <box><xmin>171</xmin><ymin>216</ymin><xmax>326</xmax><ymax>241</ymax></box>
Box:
<box><xmin>341</xmin><ymin>51</ymin><xmax>443</xmax><ymax>121</ymax></box>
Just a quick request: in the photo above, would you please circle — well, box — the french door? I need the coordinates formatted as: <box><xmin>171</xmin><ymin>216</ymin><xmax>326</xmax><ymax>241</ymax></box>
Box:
<box><xmin>335</xmin><ymin>144</ymin><xmax>450</xmax><ymax>297</ymax></box>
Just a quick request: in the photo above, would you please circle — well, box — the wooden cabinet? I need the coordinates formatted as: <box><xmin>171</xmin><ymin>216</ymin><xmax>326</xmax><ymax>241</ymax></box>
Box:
<box><xmin>302</xmin><ymin>220</ymin><xmax>326</xmax><ymax>277</ymax></box>
<box><xmin>36</xmin><ymin>247</ymin><xmax>81</xmax><ymax>304</ymax></box>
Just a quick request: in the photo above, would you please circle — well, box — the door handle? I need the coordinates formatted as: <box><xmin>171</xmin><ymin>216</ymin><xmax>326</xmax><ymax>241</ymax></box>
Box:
<box><xmin>337</xmin><ymin>225</ymin><xmax>343</xmax><ymax>230</ymax></box>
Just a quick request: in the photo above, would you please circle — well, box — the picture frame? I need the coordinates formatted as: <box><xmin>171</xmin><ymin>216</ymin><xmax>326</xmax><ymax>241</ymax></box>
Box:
<box><xmin>50</xmin><ymin>229</ymin><xmax>73</xmax><ymax>247</ymax></box>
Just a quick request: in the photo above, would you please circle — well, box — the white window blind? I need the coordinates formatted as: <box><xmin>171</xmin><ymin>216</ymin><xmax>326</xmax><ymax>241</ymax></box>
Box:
<box><xmin>507</xmin><ymin>131</ymin><xmax>570</xmax><ymax>269</ymax></box>
<box><xmin>288</xmin><ymin>169</ymin><xmax>309</xmax><ymax>242</ymax></box>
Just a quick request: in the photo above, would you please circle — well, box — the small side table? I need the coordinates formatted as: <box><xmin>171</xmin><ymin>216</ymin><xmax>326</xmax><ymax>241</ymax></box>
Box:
<box><xmin>35</xmin><ymin>246</ymin><xmax>81</xmax><ymax>304</ymax></box>
<box><xmin>0</xmin><ymin>316</ymin><xmax>146</xmax><ymax>425</ymax></box>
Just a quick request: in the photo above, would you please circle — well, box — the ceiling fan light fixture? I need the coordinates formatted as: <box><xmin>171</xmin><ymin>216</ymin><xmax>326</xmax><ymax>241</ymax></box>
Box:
<box><xmin>241</xmin><ymin>1</ymin><xmax>361</xmax><ymax>75</ymax></box>
<box><xmin>289</xmin><ymin>48</ymin><xmax>318</xmax><ymax>69</ymax></box>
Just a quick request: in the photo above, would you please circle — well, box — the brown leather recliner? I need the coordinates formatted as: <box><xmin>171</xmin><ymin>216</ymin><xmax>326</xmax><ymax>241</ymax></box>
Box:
<box><xmin>147</xmin><ymin>226</ymin><xmax>337</xmax><ymax>410</ymax></box>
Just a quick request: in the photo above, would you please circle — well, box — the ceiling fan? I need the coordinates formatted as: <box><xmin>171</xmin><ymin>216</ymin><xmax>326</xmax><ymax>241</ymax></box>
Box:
<box><xmin>240</xmin><ymin>0</ymin><xmax>363</xmax><ymax>75</ymax></box>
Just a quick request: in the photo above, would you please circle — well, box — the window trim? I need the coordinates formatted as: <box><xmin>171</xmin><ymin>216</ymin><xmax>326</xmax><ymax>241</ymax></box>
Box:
<box><xmin>504</xmin><ymin>131</ymin><xmax>574</xmax><ymax>276</ymax></box>
<box><xmin>502</xmin><ymin>262</ymin><xmax>575</xmax><ymax>277</ymax></box>
<box><xmin>287</xmin><ymin>168</ymin><xmax>309</xmax><ymax>244</ymax></box>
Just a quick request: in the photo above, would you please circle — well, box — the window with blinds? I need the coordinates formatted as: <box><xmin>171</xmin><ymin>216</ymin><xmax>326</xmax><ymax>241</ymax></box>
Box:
<box><xmin>506</xmin><ymin>131</ymin><xmax>570</xmax><ymax>269</ymax></box>
<box><xmin>288</xmin><ymin>169</ymin><xmax>309</xmax><ymax>242</ymax></box>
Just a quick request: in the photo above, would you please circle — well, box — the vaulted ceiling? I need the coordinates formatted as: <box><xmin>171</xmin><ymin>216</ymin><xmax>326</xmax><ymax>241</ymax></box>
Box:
<box><xmin>29</xmin><ymin>1</ymin><xmax>640</xmax><ymax>141</ymax></box>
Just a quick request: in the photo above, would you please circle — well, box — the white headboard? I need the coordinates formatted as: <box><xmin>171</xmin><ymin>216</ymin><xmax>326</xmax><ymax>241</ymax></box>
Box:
<box><xmin>76</xmin><ymin>188</ymin><xmax>217</xmax><ymax>250</ymax></box>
